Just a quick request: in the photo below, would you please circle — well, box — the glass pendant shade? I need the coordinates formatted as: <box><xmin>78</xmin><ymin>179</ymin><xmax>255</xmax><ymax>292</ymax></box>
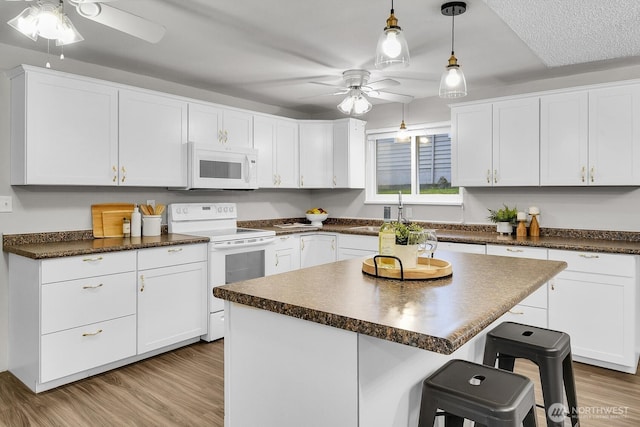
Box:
<box><xmin>374</xmin><ymin>7</ymin><xmax>410</xmax><ymax>69</ymax></box>
<box><xmin>439</xmin><ymin>54</ymin><xmax>467</xmax><ymax>98</ymax></box>
<box><xmin>56</xmin><ymin>14</ymin><xmax>84</xmax><ymax>45</ymax></box>
<box><xmin>7</xmin><ymin>7</ymin><xmax>39</xmax><ymax>41</ymax></box>
<box><xmin>337</xmin><ymin>90</ymin><xmax>372</xmax><ymax>116</ymax></box>
<box><xmin>396</xmin><ymin>120</ymin><xmax>410</xmax><ymax>142</ymax></box>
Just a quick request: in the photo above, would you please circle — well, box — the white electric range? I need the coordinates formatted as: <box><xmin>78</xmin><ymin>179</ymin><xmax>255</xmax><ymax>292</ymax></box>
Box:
<box><xmin>168</xmin><ymin>202</ymin><xmax>275</xmax><ymax>341</ymax></box>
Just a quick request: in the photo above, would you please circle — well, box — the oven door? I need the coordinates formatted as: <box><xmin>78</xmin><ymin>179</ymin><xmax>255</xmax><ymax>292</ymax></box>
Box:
<box><xmin>189</xmin><ymin>142</ymin><xmax>258</xmax><ymax>190</ymax></box>
<box><xmin>209</xmin><ymin>237</ymin><xmax>275</xmax><ymax>313</ymax></box>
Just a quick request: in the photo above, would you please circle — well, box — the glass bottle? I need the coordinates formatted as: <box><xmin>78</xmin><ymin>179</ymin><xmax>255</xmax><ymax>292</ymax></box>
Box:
<box><xmin>378</xmin><ymin>206</ymin><xmax>396</xmax><ymax>268</ymax></box>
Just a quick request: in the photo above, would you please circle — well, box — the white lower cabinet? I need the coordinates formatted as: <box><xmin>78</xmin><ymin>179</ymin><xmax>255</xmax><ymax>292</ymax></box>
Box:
<box><xmin>547</xmin><ymin>249</ymin><xmax>638</xmax><ymax>372</ymax></box>
<box><xmin>337</xmin><ymin>234</ymin><xmax>378</xmax><ymax>260</ymax></box>
<box><xmin>266</xmin><ymin>234</ymin><xmax>301</xmax><ymax>276</ymax></box>
<box><xmin>300</xmin><ymin>233</ymin><xmax>337</xmax><ymax>268</ymax></box>
<box><xmin>8</xmin><ymin>243</ymin><xmax>207</xmax><ymax>392</ymax></box>
<box><xmin>137</xmin><ymin>245</ymin><xmax>208</xmax><ymax>354</ymax></box>
<box><xmin>487</xmin><ymin>245</ymin><xmax>549</xmax><ymax>328</ymax></box>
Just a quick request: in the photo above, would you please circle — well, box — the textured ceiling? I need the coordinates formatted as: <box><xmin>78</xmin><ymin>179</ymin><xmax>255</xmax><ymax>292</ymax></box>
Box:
<box><xmin>484</xmin><ymin>0</ymin><xmax>640</xmax><ymax>67</ymax></box>
<box><xmin>1</xmin><ymin>0</ymin><xmax>640</xmax><ymax>116</ymax></box>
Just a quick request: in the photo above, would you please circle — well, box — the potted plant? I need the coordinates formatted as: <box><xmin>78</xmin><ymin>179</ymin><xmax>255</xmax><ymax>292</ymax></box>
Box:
<box><xmin>392</xmin><ymin>222</ymin><xmax>423</xmax><ymax>268</ymax></box>
<box><xmin>487</xmin><ymin>204</ymin><xmax>518</xmax><ymax>234</ymax></box>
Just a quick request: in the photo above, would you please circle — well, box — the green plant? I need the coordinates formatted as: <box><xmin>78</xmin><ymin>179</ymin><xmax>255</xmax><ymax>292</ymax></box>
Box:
<box><xmin>487</xmin><ymin>204</ymin><xmax>518</xmax><ymax>224</ymax></box>
<box><xmin>392</xmin><ymin>222</ymin><xmax>423</xmax><ymax>245</ymax></box>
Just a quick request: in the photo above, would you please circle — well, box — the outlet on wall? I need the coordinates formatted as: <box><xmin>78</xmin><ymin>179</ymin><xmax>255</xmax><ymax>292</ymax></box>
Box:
<box><xmin>0</xmin><ymin>196</ymin><xmax>13</xmax><ymax>213</ymax></box>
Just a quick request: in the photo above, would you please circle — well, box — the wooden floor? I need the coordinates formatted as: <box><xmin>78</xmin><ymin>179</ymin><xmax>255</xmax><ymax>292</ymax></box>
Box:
<box><xmin>0</xmin><ymin>340</ymin><xmax>637</xmax><ymax>426</ymax></box>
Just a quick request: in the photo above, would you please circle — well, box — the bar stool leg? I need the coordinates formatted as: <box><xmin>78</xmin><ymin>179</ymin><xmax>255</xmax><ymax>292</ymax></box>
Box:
<box><xmin>417</xmin><ymin>394</ymin><xmax>438</xmax><ymax>427</ymax></box>
<box><xmin>443</xmin><ymin>414</ymin><xmax>464</xmax><ymax>427</ymax></box>
<box><xmin>562</xmin><ymin>353</ymin><xmax>580</xmax><ymax>426</ymax></box>
<box><xmin>482</xmin><ymin>340</ymin><xmax>498</xmax><ymax>367</ymax></box>
<box><xmin>523</xmin><ymin>406</ymin><xmax>538</xmax><ymax>427</ymax></box>
<box><xmin>539</xmin><ymin>359</ymin><xmax>566</xmax><ymax>427</ymax></box>
<box><xmin>498</xmin><ymin>354</ymin><xmax>516</xmax><ymax>371</ymax></box>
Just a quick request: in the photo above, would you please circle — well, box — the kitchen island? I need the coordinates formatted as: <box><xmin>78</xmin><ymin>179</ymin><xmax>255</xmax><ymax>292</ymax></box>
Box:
<box><xmin>214</xmin><ymin>251</ymin><xmax>567</xmax><ymax>427</ymax></box>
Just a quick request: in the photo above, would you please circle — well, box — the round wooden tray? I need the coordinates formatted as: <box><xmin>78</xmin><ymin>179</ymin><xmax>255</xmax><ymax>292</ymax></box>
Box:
<box><xmin>362</xmin><ymin>256</ymin><xmax>453</xmax><ymax>280</ymax></box>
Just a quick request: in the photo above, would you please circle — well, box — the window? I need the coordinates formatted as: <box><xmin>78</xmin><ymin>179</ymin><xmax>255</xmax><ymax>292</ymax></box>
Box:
<box><xmin>365</xmin><ymin>122</ymin><xmax>462</xmax><ymax>205</ymax></box>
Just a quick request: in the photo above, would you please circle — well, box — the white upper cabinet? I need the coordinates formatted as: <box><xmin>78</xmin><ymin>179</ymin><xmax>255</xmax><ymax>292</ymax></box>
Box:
<box><xmin>541</xmin><ymin>86</ymin><xmax>640</xmax><ymax>186</ymax></box>
<box><xmin>119</xmin><ymin>89</ymin><xmax>188</xmax><ymax>187</ymax></box>
<box><xmin>254</xmin><ymin>115</ymin><xmax>299</xmax><ymax>188</ymax></box>
<box><xmin>540</xmin><ymin>91</ymin><xmax>589</xmax><ymax>185</ymax></box>
<box><xmin>10</xmin><ymin>67</ymin><xmax>118</xmax><ymax>186</ymax></box>
<box><xmin>332</xmin><ymin>118</ymin><xmax>366</xmax><ymax>189</ymax></box>
<box><xmin>492</xmin><ymin>98</ymin><xmax>540</xmax><ymax>186</ymax></box>
<box><xmin>451</xmin><ymin>103</ymin><xmax>493</xmax><ymax>187</ymax></box>
<box><xmin>188</xmin><ymin>102</ymin><xmax>253</xmax><ymax>147</ymax></box>
<box><xmin>299</xmin><ymin>121</ymin><xmax>333</xmax><ymax>188</ymax></box>
<box><xmin>588</xmin><ymin>84</ymin><xmax>640</xmax><ymax>185</ymax></box>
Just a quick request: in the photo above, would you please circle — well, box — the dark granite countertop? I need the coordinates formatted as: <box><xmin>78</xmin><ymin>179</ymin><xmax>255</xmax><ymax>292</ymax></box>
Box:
<box><xmin>3</xmin><ymin>233</ymin><xmax>209</xmax><ymax>259</ymax></box>
<box><xmin>214</xmin><ymin>252</ymin><xmax>567</xmax><ymax>354</ymax></box>
<box><xmin>243</xmin><ymin>219</ymin><xmax>640</xmax><ymax>255</ymax></box>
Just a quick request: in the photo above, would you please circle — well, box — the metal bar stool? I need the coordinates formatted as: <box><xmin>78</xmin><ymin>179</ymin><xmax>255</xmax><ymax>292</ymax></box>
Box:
<box><xmin>483</xmin><ymin>321</ymin><xmax>579</xmax><ymax>427</ymax></box>
<box><xmin>418</xmin><ymin>359</ymin><xmax>538</xmax><ymax>427</ymax></box>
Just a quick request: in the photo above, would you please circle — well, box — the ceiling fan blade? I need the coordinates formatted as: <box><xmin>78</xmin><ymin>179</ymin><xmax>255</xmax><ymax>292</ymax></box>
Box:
<box><xmin>309</xmin><ymin>81</ymin><xmax>348</xmax><ymax>90</ymax></box>
<box><xmin>76</xmin><ymin>3</ymin><xmax>166</xmax><ymax>43</ymax></box>
<box><xmin>367</xmin><ymin>91</ymin><xmax>414</xmax><ymax>103</ymax></box>
<box><xmin>366</xmin><ymin>78</ymin><xmax>400</xmax><ymax>91</ymax></box>
<box><xmin>301</xmin><ymin>89</ymin><xmax>349</xmax><ymax>99</ymax></box>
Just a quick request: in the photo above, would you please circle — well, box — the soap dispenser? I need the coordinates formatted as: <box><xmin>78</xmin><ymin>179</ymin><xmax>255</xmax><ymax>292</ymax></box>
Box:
<box><xmin>131</xmin><ymin>204</ymin><xmax>142</xmax><ymax>237</ymax></box>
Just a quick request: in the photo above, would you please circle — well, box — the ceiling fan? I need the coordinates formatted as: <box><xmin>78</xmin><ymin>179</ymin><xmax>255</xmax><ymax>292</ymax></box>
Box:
<box><xmin>310</xmin><ymin>69</ymin><xmax>413</xmax><ymax>116</ymax></box>
<box><xmin>5</xmin><ymin>0</ymin><xmax>166</xmax><ymax>44</ymax></box>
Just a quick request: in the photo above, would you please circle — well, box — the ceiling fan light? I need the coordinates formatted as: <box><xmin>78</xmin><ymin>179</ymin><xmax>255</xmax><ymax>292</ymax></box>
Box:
<box><xmin>56</xmin><ymin>14</ymin><xmax>84</xmax><ymax>45</ymax></box>
<box><xmin>353</xmin><ymin>94</ymin><xmax>372</xmax><ymax>115</ymax></box>
<box><xmin>337</xmin><ymin>95</ymin><xmax>356</xmax><ymax>115</ymax></box>
<box><xmin>7</xmin><ymin>6</ymin><xmax>40</xmax><ymax>41</ymax></box>
<box><xmin>439</xmin><ymin>55</ymin><xmax>467</xmax><ymax>98</ymax></box>
<box><xmin>36</xmin><ymin>2</ymin><xmax>63</xmax><ymax>40</ymax></box>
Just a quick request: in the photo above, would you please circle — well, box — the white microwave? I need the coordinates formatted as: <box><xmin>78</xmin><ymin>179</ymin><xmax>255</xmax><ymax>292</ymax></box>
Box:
<box><xmin>182</xmin><ymin>142</ymin><xmax>258</xmax><ymax>190</ymax></box>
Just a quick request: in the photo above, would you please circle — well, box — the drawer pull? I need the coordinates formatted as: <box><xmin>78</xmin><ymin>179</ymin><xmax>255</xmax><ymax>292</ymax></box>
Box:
<box><xmin>578</xmin><ymin>254</ymin><xmax>599</xmax><ymax>259</ymax></box>
<box><xmin>82</xmin><ymin>283</ymin><xmax>103</xmax><ymax>289</ymax></box>
<box><xmin>82</xmin><ymin>256</ymin><xmax>104</xmax><ymax>262</ymax></box>
<box><xmin>82</xmin><ymin>329</ymin><xmax>103</xmax><ymax>337</ymax></box>
<box><xmin>508</xmin><ymin>309</ymin><xmax>524</xmax><ymax>315</ymax></box>
<box><xmin>506</xmin><ymin>248</ymin><xmax>524</xmax><ymax>253</ymax></box>
<box><xmin>167</xmin><ymin>248</ymin><xmax>184</xmax><ymax>253</ymax></box>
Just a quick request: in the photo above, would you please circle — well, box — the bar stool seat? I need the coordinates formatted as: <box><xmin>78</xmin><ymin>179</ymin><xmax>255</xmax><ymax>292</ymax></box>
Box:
<box><xmin>483</xmin><ymin>321</ymin><xmax>579</xmax><ymax>427</ymax></box>
<box><xmin>418</xmin><ymin>359</ymin><xmax>538</xmax><ymax>427</ymax></box>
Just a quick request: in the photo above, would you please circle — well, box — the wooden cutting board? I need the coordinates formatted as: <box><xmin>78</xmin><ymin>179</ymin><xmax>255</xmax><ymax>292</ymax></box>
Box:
<box><xmin>91</xmin><ymin>203</ymin><xmax>135</xmax><ymax>238</ymax></box>
<box><xmin>102</xmin><ymin>210</ymin><xmax>134</xmax><ymax>238</ymax></box>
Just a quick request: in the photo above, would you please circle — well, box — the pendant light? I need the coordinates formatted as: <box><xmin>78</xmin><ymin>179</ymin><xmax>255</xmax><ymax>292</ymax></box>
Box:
<box><xmin>439</xmin><ymin>2</ymin><xmax>467</xmax><ymax>98</ymax></box>
<box><xmin>396</xmin><ymin>103</ymin><xmax>410</xmax><ymax>142</ymax></box>
<box><xmin>375</xmin><ymin>0</ymin><xmax>410</xmax><ymax>69</ymax></box>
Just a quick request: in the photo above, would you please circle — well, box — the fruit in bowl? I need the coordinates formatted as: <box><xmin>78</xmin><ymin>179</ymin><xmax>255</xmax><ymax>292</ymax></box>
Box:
<box><xmin>305</xmin><ymin>208</ymin><xmax>328</xmax><ymax>227</ymax></box>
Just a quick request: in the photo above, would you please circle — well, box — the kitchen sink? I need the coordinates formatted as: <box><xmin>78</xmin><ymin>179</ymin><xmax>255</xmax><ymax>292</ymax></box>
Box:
<box><xmin>347</xmin><ymin>226</ymin><xmax>381</xmax><ymax>233</ymax></box>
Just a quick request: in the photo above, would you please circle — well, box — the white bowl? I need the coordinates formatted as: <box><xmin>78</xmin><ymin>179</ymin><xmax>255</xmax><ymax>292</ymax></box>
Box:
<box><xmin>306</xmin><ymin>213</ymin><xmax>328</xmax><ymax>227</ymax></box>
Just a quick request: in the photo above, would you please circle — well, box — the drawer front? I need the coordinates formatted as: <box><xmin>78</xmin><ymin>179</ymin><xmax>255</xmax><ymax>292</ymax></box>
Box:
<box><xmin>42</xmin><ymin>272</ymin><xmax>137</xmax><ymax>334</ymax></box>
<box><xmin>438</xmin><ymin>242</ymin><xmax>486</xmax><ymax>254</ymax></box>
<box><xmin>501</xmin><ymin>305</ymin><xmax>548</xmax><ymax>329</ymax></box>
<box><xmin>338</xmin><ymin>234</ymin><xmax>378</xmax><ymax>251</ymax></box>
<box><xmin>486</xmin><ymin>245</ymin><xmax>547</xmax><ymax>259</ymax></box>
<box><xmin>41</xmin><ymin>251</ymin><xmax>136</xmax><ymax>284</ymax></box>
<box><xmin>138</xmin><ymin>243</ymin><xmax>208</xmax><ymax>270</ymax></box>
<box><xmin>41</xmin><ymin>315</ymin><xmax>136</xmax><ymax>383</ymax></box>
<box><xmin>548</xmin><ymin>249</ymin><xmax>636</xmax><ymax>277</ymax></box>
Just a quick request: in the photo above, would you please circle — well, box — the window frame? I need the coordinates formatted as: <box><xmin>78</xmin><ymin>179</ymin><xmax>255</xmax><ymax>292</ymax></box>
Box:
<box><xmin>365</xmin><ymin>121</ymin><xmax>463</xmax><ymax>206</ymax></box>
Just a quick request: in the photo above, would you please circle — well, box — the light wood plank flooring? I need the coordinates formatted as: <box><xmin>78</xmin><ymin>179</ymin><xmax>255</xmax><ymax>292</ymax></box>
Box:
<box><xmin>0</xmin><ymin>340</ymin><xmax>637</xmax><ymax>426</ymax></box>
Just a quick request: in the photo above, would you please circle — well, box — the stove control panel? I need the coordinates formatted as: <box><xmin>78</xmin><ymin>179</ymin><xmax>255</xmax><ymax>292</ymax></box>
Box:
<box><xmin>168</xmin><ymin>203</ymin><xmax>237</xmax><ymax>221</ymax></box>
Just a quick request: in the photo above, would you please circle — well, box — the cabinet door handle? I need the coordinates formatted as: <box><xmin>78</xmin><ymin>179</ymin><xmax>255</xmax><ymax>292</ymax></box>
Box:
<box><xmin>112</xmin><ymin>165</ymin><xmax>117</xmax><ymax>183</ymax></box>
<box><xmin>82</xmin><ymin>329</ymin><xmax>103</xmax><ymax>337</ymax></box>
<box><xmin>301</xmin><ymin>240</ymin><xmax>305</xmax><ymax>250</ymax></box>
<box><xmin>579</xmin><ymin>253</ymin><xmax>599</xmax><ymax>259</ymax></box>
<box><xmin>140</xmin><ymin>274</ymin><xmax>145</xmax><ymax>292</ymax></box>
<box><xmin>590</xmin><ymin>166</ymin><xmax>595</xmax><ymax>183</ymax></box>
<box><xmin>551</xmin><ymin>280</ymin><xmax>555</xmax><ymax>291</ymax></box>
<box><xmin>494</xmin><ymin>169</ymin><xmax>498</xmax><ymax>184</ymax></box>
<box><xmin>167</xmin><ymin>248</ymin><xmax>183</xmax><ymax>253</ymax></box>
<box><xmin>121</xmin><ymin>166</ymin><xmax>126</xmax><ymax>183</ymax></box>
<box><xmin>506</xmin><ymin>248</ymin><xmax>524</xmax><ymax>253</ymax></box>
<box><xmin>300</xmin><ymin>175</ymin><xmax>304</xmax><ymax>187</ymax></box>
<box><xmin>581</xmin><ymin>166</ymin><xmax>586</xmax><ymax>183</ymax></box>
<box><xmin>486</xmin><ymin>170</ymin><xmax>491</xmax><ymax>184</ymax></box>
<box><xmin>275</xmin><ymin>253</ymin><xmax>279</xmax><ymax>266</ymax></box>
<box><xmin>82</xmin><ymin>256</ymin><xmax>103</xmax><ymax>262</ymax></box>
<box><xmin>224</xmin><ymin>130</ymin><xmax>228</xmax><ymax>143</ymax></box>
<box><xmin>82</xmin><ymin>283</ymin><xmax>103</xmax><ymax>289</ymax></box>
<box><xmin>333</xmin><ymin>176</ymin><xmax>337</xmax><ymax>186</ymax></box>
<box><xmin>331</xmin><ymin>239</ymin><xmax>335</xmax><ymax>251</ymax></box>
<box><xmin>508</xmin><ymin>309</ymin><xmax>524</xmax><ymax>315</ymax></box>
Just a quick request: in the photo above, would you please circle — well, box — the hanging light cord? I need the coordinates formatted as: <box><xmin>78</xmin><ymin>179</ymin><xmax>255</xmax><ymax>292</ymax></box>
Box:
<box><xmin>450</xmin><ymin>10</ymin><xmax>456</xmax><ymax>55</ymax></box>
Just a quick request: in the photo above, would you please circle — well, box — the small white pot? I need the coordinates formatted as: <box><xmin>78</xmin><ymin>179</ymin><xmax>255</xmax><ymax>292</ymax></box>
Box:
<box><xmin>496</xmin><ymin>222</ymin><xmax>513</xmax><ymax>235</ymax></box>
